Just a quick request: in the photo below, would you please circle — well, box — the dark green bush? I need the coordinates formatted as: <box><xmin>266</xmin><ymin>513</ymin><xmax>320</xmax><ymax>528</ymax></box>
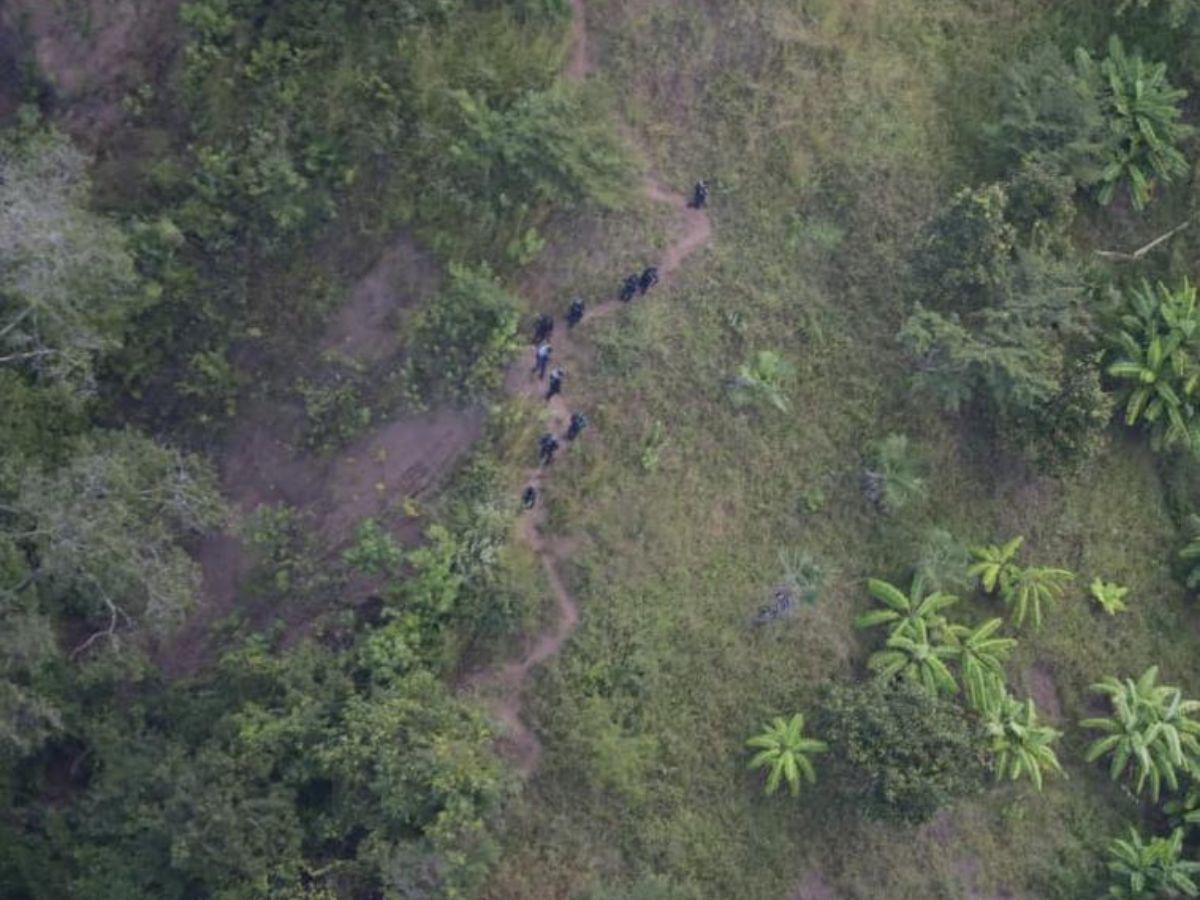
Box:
<box><xmin>817</xmin><ymin>679</ymin><xmax>987</xmax><ymax>824</ymax></box>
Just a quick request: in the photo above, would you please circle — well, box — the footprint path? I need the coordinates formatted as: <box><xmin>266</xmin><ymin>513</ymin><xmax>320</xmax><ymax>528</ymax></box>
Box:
<box><xmin>466</xmin><ymin>0</ymin><xmax>713</xmax><ymax>777</ymax></box>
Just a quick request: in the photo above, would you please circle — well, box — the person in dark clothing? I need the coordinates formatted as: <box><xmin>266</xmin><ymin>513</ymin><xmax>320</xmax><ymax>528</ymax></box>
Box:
<box><xmin>566</xmin><ymin>297</ymin><xmax>585</xmax><ymax>328</ymax></box>
<box><xmin>533</xmin><ymin>342</ymin><xmax>552</xmax><ymax>379</ymax></box>
<box><xmin>532</xmin><ymin>313</ymin><xmax>554</xmax><ymax>344</ymax></box>
<box><xmin>638</xmin><ymin>266</ymin><xmax>659</xmax><ymax>294</ymax></box>
<box><xmin>688</xmin><ymin>180</ymin><xmax>709</xmax><ymax>209</ymax></box>
<box><xmin>566</xmin><ymin>412</ymin><xmax>588</xmax><ymax>441</ymax></box>
<box><xmin>538</xmin><ymin>433</ymin><xmax>559</xmax><ymax>466</ymax></box>
<box><xmin>522</xmin><ymin>486</ymin><xmax>538</xmax><ymax>509</ymax></box>
<box><xmin>545</xmin><ymin>368</ymin><xmax>564</xmax><ymax>400</ymax></box>
<box><xmin>619</xmin><ymin>274</ymin><xmax>639</xmax><ymax>302</ymax></box>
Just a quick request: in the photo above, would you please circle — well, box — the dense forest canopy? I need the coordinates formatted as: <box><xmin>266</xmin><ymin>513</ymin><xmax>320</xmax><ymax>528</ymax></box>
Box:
<box><xmin>6</xmin><ymin>0</ymin><xmax>1200</xmax><ymax>897</ymax></box>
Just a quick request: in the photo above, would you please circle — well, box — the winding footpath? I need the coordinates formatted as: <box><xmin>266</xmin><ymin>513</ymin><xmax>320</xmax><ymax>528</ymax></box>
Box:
<box><xmin>467</xmin><ymin>0</ymin><xmax>713</xmax><ymax>777</ymax></box>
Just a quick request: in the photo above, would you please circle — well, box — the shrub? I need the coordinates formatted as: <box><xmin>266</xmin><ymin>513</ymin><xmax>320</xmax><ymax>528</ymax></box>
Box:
<box><xmin>817</xmin><ymin>680</ymin><xmax>987</xmax><ymax>824</ymax></box>
<box><xmin>861</xmin><ymin>433</ymin><xmax>927</xmax><ymax>514</ymax></box>
<box><xmin>405</xmin><ymin>264</ymin><xmax>520</xmax><ymax>404</ymax></box>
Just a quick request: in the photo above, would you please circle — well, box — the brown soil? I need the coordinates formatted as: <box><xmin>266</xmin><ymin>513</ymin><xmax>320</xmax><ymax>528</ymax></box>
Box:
<box><xmin>463</xmin><ymin>0</ymin><xmax>715</xmax><ymax>778</ymax></box>
<box><xmin>2</xmin><ymin>0</ymin><xmax>182</xmax><ymax>140</ymax></box>
<box><xmin>789</xmin><ymin>871</ymin><xmax>837</xmax><ymax>900</ymax></box>
<box><xmin>1019</xmin><ymin>661</ymin><xmax>1063</xmax><ymax>723</ymax></box>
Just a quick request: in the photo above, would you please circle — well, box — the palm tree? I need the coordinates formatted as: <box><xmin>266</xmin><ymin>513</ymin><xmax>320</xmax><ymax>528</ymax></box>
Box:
<box><xmin>1082</xmin><ymin>666</ymin><xmax>1200</xmax><ymax>801</ymax></box>
<box><xmin>868</xmin><ymin>617</ymin><xmax>959</xmax><ymax>696</ymax></box>
<box><xmin>1076</xmin><ymin>35</ymin><xmax>1194</xmax><ymax>210</ymax></box>
<box><xmin>746</xmin><ymin>714</ymin><xmax>828</xmax><ymax>797</ymax></box>
<box><xmin>1090</xmin><ymin>578</ymin><xmax>1131</xmax><ymax>615</ymax></box>
<box><xmin>1003</xmin><ymin>565</ymin><xmax>1074</xmax><ymax>629</ymax></box>
<box><xmin>1107</xmin><ymin>278</ymin><xmax>1200</xmax><ymax>454</ymax></box>
<box><xmin>729</xmin><ymin>350</ymin><xmax>793</xmax><ymax>413</ymax></box>
<box><xmin>854</xmin><ymin>577</ymin><xmax>958</xmax><ymax>638</ymax></box>
<box><xmin>968</xmin><ymin>536</ymin><xmax>1024</xmax><ymax>595</ymax></box>
<box><xmin>1105</xmin><ymin>827</ymin><xmax>1200</xmax><ymax>898</ymax></box>
<box><xmin>946</xmin><ymin>618</ymin><xmax>1016</xmax><ymax>711</ymax></box>
<box><xmin>980</xmin><ymin>691</ymin><xmax>1064</xmax><ymax>791</ymax></box>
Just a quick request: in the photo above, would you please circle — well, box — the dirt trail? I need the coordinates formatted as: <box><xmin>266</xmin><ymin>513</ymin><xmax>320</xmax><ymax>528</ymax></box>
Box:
<box><xmin>467</xmin><ymin>0</ymin><xmax>714</xmax><ymax>777</ymax></box>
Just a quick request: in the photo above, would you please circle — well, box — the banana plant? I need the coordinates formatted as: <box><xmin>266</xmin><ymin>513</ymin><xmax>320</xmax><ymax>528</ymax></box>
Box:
<box><xmin>968</xmin><ymin>536</ymin><xmax>1024</xmax><ymax>595</ymax></box>
<box><xmin>980</xmin><ymin>691</ymin><xmax>1065</xmax><ymax>791</ymax></box>
<box><xmin>1105</xmin><ymin>827</ymin><xmax>1200</xmax><ymax>898</ymax></box>
<box><xmin>854</xmin><ymin>577</ymin><xmax>958</xmax><ymax>640</ymax></box>
<box><xmin>1082</xmin><ymin>666</ymin><xmax>1200</xmax><ymax>801</ymax></box>
<box><xmin>946</xmin><ymin>618</ymin><xmax>1016</xmax><ymax>711</ymax></box>
<box><xmin>1004</xmin><ymin>565</ymin><xmax>1075</xmax><ymax>629</ymax></box>
<box><xmin>1090</xmin><ymin>578</ymin><xmax>1131</xmax><ymax>615</ymax></box>
<box><xmin>746</xmin><ymin>714</ymin><xmax>828</xmax><ymax>797</ymax></box>
<box><xmin>867</xmin><ymin>617</ymin><xmax>959</xmax><ymax>696</ymax></box>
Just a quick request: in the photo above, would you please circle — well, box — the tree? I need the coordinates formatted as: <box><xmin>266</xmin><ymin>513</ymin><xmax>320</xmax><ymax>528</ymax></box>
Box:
<box><xmin>1082</xmin><ymin>666</ymin><xmax>1200</xmax><ymax>801</ymax></box>
<box><xmin>980</xmin><ymin>692</ymin><xmax>1064</xmax><ymax>791</ymax></box>
<box><xmin>1</xmin><ymin>430</ymin><xmax>225</xmax><ymax>646</ymax></box>
<box><xmin>946</xmin><ymin>618</ymin><xmax>1016</xmax><ymax>711</ymax></box>
<box><xmin>861</xmin><ymin>433</ymin><xmax>927</xmax><ymax>514</ymax></box>
<box><xmin>1076</xmin><ymin>35</ymin><xmax>1193</xmax><ymax>210</ymax></box>
<box><xmin>1003</xmin><ymin>564</ymin><xmax>1074</xmax><ymax>629</ymax></box>
<box><xmin>1105</xmin><ymin>828</ymin><xmax>1200</xmax><ymax>898</ymax></box>
<box><xmin>0</xmin><ymin>123</ymin><xmax>141</xmax><ymax>387</ymax></box>
<box><xmin>968</xmin><ymin>536</ymin><xmax>1024</xmax><ymax>595</ymax></box>
<box><xmin>817</xmin><ymin>679</ymin><xmax>986</xmax><ymax>824</ymax></box>
<box><xmin>729</xmin><ymin>350</ymin><xmax>794</xmax><ymax>413</ymax></box>
<box><xmin>1091</xmin><ymin>578</ymin><xmax>1131</xmax><ymax>615</ymax></box>
<box><xmin>1106</xmin><ymin>278</ymin><xmax>1200</xmax><ymax>454</ymax></box>
<box><xmin>745</xmin><ymin>714</ymin><xmax>828</xmax><ymax>797</ymax></box>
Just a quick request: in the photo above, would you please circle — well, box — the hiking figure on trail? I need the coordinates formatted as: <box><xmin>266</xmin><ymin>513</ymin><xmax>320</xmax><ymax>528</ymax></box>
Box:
<box><xmin>546</xmin><ymin>368</ymin><xmax>564</xmax><ymax>401</ymax></box>
<box><xmin>639</xmin><ymin>266</ymin><xmax>659</xmax><ymax>295</ymax></box>
<box><xmin>533</xmin><ymin>342</ymin><xmax>552</xmax><ymax>379</ymax></box>
<box><xmin>689</xmin><ymin>180</ymin><xmax>709</xmax><ymax>209</ymax></box>
<box><xmin>566</xmin><ymin>412</ymin><xmax>588</xmax><ymax>441</ymax></box>
<box><xmin>620</xmin><ymin>273</ymin><xmax>639</xmax><ymax>302</ymax></box>
<box><xmin>538</xmin><ymin>433</ymin><xmax>559</xmax><ymax>466</ymax></box>
<box><xmin>567</xmin><ymin>297</ymin><xmax>585</xmax><ymax>328</ymax></box>
<box><xmin>533</xmin><ymin>313</ymin><xmax>554</xmax><ymax>344</ymax></box>
<box><xmin>522</xmin><ymin>485</ymin><xmax>538</xmax><ymax>509</ymax></box>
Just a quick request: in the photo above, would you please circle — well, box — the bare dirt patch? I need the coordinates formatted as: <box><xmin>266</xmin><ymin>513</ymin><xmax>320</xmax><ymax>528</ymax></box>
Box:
<box><xmin>1018</xmin><ymin>661</ymin><xmax>1063</xmax><ymax>722</ymax></box>
<box><xmin>2</xmin><ymin>0</ymin><xmax>182</xmax><ymax>139</ymax></box>
<box><xmin>789</xmin><ymin>870</ymin><xmax>837</xmax><ymax>900</ymax></box>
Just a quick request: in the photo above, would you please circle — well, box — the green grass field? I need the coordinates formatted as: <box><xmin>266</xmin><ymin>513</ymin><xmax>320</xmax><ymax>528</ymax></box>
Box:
<box><xmin>479</xmin><ymin>2</ymin><xmax>1200</xmax><ymax>896</ymax></box>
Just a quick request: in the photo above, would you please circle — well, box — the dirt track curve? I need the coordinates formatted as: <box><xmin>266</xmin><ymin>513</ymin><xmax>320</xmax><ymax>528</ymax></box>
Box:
<box><xmin>467</xmin><ymin>0</ymin><xmax>714</xmax><ymax>777</ymax></box>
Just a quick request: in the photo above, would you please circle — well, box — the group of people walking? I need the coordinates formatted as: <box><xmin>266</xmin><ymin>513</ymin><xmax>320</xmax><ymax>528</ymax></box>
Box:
<box><xmin>521</xmin><ymin>181</ymin><xmax>708</xmax><ymax>510</ymax></box>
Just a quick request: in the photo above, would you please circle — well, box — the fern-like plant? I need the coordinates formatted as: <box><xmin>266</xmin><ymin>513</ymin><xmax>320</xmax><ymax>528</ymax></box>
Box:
<box><xmin>1090</xmin><ymin>578</ymin><xmax>1131</xmax><ymax>615</ymax></box>
<box><xmin>946</xmin><ymin>618</ymin><xmax>1016</xmax><ymax>711</ymax></box>
<box><xmin>746</xmin><ymin>714</ymin><xmax>828</xmax><ymax>797</ymax></box>
<box><xmin>729</xmin><ymin>350</ymin><xmax>794</xmax><ymax>413</ymax></box>
<box><xmin>861</xmin><ymin>433</ymin><xmax>927</xmax><ymax>514</ymax></box>
<box><xmin>1105</xmin><ymin>827</ymin><xmax>1200</xmax><ymax>898</ymax></box>
<box><xmin>1107</xmin><ymin>278</ymin><xmax>1200</xmax><ymax>454</ymax></box>
<box><xmin>1076</xmin><ymin>35</ymin><xmax>1194</xmax><ymax>210</ymax></box>
<box><xmin>1082</xmin><ymin>666</ymin><xmax>1200</xmax><ymax>801</ymax></box>
<box><xmin>980</xmin><ymin>691</ymin><xmax>1065</xmax><ymax>791</ymax></box>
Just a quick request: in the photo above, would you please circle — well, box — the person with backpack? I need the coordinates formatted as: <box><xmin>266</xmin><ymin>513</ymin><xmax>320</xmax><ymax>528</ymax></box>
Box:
<box><xmin>688</xmin><ymin>180</ymin><xmax>709</xmax><ymax>209</ymax></box>
<box><xmin>533</xmin><ymin>342</ymin><xmax>552</xmax><ymax>379</ymax></box>
<box><xmin>638</xmin><ymin>266</ymin><xmax>659</xmax><ymax>294</ymax></box>
<box><xmin>619</xmin><ymin>273</ymin><xmax>639</xmax><ymax>302</ymax></box>
<box><xmin>538</xmin><ymin>433</ymin><xmax>559</xmax><ymax>466</ymax></box>
<box><xmin>566</xmin><ymin>297</ymin><xmax>585</xmax><ymax>328</ymax></box>
<box><xmin>545</xmin><ymin>368</ymin><xmax>564</xmax><ymax>401</ymax></box>
<box><xmin>532</xmin><ymin>313</ymin><xmax>554</xmax><ymax>344</ymax></box>
<box><xmin>565</xmin><ymin>412</ymin><xmax>588</xmax><ymax>441</ymax></box>
<box><xmin>522</xmin><ymin>485</ymin><xmax>538</xmax><ymax>509</ymax></box>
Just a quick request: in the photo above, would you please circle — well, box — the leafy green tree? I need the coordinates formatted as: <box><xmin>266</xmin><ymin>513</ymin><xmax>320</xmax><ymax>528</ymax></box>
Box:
<box><xmin>1004</xmin><ymin>564</ymin><xmax>1074</xmax><ymax>629</ymax></box>
<box><xmin>745</xmin><ymin>714</ymin><xmax>828</xmax><ymax>797</ymax></box>
<box><xmin>1076</xmin><ymin>35</ymin><xmax>1194</xmax><ymax>210</ymax></box>
<box><xmin>1107</xmin><ymin>278</ymin><xmax>1200</xmax><ymax>454</ymax></box>
<box><xmin>1180</xmin><ymin>515</ymin><xmax>1200</xmax><ymax>593</ymax></box>
<box><xmin>854</xmin><ymin>577</ymin><xmax>958</xmax><ymax>637</ymax></box>
<box><xmin>0</xmin><ymin>123</ymin><xmax>141</xmax><ymax>387</ymax></box>
<box><xmin>1117</xmin><ymin>0</ymin><xmax>1200</xmax><ymax>26</ymax></box>
<box><xmin>729</xmin><ymin>350</ymin><xmax>794</xmax><ymax>413</ymax></box>
<box><xmin>1091</xmin><ymin>578</ymin><xmax>1131</xmax><ymax>615</ymax></box>
<box><xmin>1082</xmin><ymin>666</ymin><xmax>1200</xmax><ymax>801</ymax></box>
<box><xmin>818</xmin><ymin>679</ymin><xmax>986</xmax><ymax>824</ymax></box>
<box><xmin>1</xmin><ymin>430</ymin><xmax>225</xmax><ymax>646</ymax></box>
<box><xmin>969</xmin><ymin>536</ymin><xmax>1024</xmax><ymax>595</ymax></box>
<box><xmin>861</xmin><ymin>433</ymin><xmax>927</xmax><ymax>514</ymax></box>
<box><xmin>980</xmin><ymin>692</ymin><xmax>1064</xmax><ymax>790</ymax></box>
<box><xmin>947</xmin><ymin>618</ymin><xmax>1016</xmax><ymax>711</ymax></box>
<box><xmin>1105</xmin><ymin>827</ymin><xmax>1200</xmax><ymax>898</ymax></box>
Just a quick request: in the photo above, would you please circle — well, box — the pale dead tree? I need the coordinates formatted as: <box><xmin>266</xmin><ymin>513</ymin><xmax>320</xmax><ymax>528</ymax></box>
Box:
<box><xmin>0</xmin><ymin>126</ymin><xmax>139</xmax><ymax>387</ymax></box>
<box><xmin>1094</xmin><ymin>220</ymin><xmax>1191</xmax><ymax>263</ymax></box>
